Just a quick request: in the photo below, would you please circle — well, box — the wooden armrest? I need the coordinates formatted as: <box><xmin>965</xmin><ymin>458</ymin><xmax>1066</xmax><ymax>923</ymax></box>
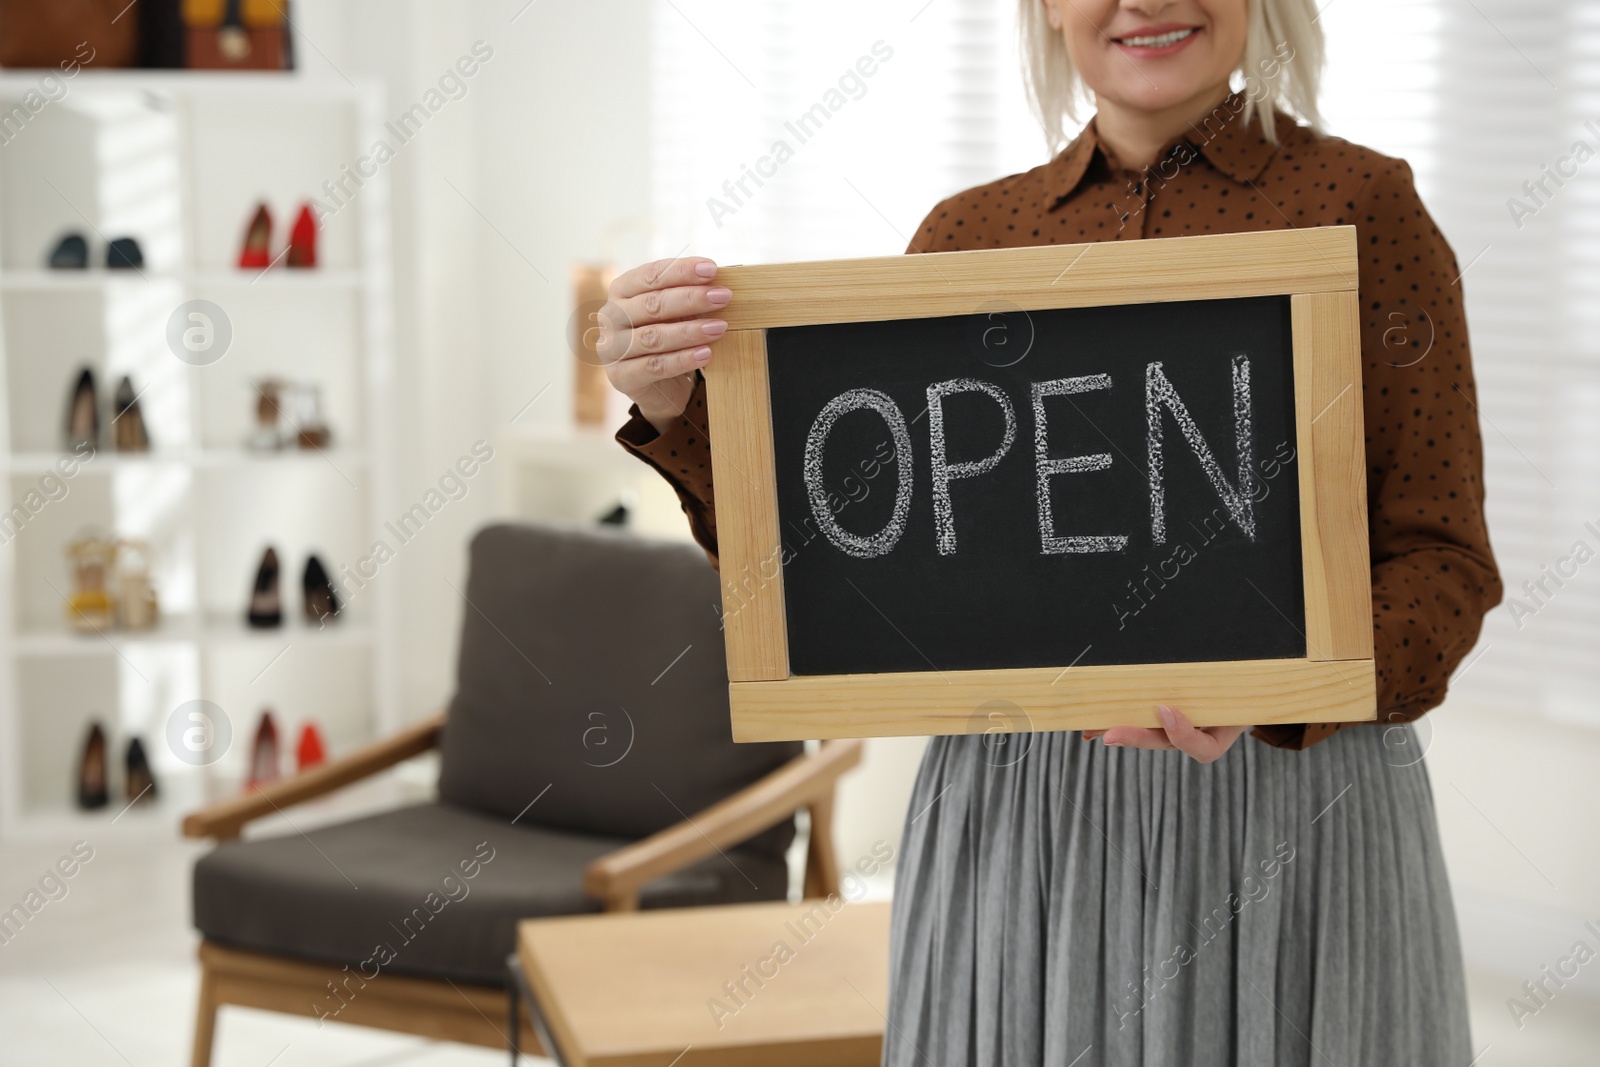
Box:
<box><xmin>181</xmin><ymin>713</ymin><xmax>447</xmax><ymax>841</ymax></box>
<box><xmin>583</xmin><ymin>737</ymin><xmax>864</xmax><ymax>908</ymax></box>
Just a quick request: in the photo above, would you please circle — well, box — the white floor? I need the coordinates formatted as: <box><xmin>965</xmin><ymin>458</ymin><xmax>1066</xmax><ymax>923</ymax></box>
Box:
<box><xmin>2</xmin><ymin>833</ymin><xmax>1597</xmax><ymax>1065</ymax></box>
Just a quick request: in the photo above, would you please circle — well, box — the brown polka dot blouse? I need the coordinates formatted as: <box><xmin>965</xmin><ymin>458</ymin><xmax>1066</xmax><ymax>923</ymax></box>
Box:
<box><xmin>617</xmin><ymin>92</ymin><xmax>1503</xmax><ymax>751</ymax></box>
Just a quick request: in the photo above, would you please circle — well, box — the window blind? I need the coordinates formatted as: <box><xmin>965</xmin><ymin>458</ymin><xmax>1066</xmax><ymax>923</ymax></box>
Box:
<box><xmin>1325</xmin><ymin>0</ymin><xmax>1600</xmax><ymax>728</ymax></box>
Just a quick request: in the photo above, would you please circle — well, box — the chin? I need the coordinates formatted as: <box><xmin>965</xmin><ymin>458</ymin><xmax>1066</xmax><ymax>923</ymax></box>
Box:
<box><xmin>1101</xmin><ymin>76</ymin><xmax>1218</xmax><ymax>114</ymax></box>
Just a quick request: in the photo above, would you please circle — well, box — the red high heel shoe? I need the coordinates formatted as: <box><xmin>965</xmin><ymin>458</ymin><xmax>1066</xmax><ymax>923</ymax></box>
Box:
<box><xmin>286</xmin><ymin>204</ymin><xmax>317</xmax><ymax>268</ymax></box>
<box><xmin>238</xmin><ymin>203</ymin><xmax>273</xmax><ymax>269</ymax></box>
<box><xmin>296</xmin><ymin>722</ymin><xmax>326</xmax><ymax>771</ymax></box>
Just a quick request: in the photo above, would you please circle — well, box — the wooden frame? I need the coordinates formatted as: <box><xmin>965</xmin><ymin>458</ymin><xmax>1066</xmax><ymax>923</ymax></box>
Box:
<box><xmin>182</xmin><ymin>713</ymin><xmax>863</xmax><ymax>1067</ymax></box>
<box><xmin>705</xmin><ymin>227</ymin><xmax>1375</xmax><ymax>742</ymax></box>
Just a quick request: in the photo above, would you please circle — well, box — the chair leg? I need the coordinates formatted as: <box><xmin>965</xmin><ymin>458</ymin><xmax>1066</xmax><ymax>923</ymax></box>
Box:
<box><xmin>803</xmin><ymin>790</ymin><xmax>842</xmax><ymax>899</ymax></box>
<box><xmin>190</xmin><ymin>958</ymin><xmax>219</xmax><ymax>1067</ymax></box>
<box><xmin>507</xmin><ymin>957</ymin><xmax>519</xmax><ymax>1066</ymax></box>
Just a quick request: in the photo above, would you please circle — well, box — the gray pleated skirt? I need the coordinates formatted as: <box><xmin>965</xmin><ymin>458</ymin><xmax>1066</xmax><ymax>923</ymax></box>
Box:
<box><xmin>885</xmin><ymin>724</ymin><xmax>1471</xmax><ymax>1067</ymax></box>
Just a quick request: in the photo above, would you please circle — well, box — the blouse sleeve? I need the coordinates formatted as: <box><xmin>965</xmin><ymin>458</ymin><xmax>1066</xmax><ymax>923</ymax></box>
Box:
<box><xmin>1252</xmin><ymin>158</ymin><xmax>1504</xmax><ymax>750</ymax></box>
<box><xmin>614</xmin><ymin>372</ymin><xmax>720</xmax><ymax>567</ymax></box>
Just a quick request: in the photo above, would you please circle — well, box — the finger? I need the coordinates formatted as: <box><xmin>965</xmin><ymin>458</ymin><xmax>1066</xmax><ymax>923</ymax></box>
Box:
<box><xmin>608</xmin><ymin>317</ymin><xmax>727</xmax><ymax>362</ymax></box>
<box><xmin>1168</xmin><ymin>728</ymin><xmax>1244</xmax><ymax>764</ymax></box>
<box><xmin>1158</xmin><ymin>705</ymin><xmax>1238</xmax><ymax>764</ymax></box>
<box><xmin>1081</xmin><ymin>729</ymin><xmax>1107</xmax><ymax>740</ymax></box>
<box><xmin>611</xmin><ymin>284</ymin><xmax>731</xmax><ymax>330</ymax></box>
<box><xmin>606</xmin><ymin>345</ymin><xmax>713</xmax><ymax>394</ymax></box>
<box><xmin>610</xmin><ymin>257</ymin><xmax>718</xmax><ymax>300</ymax></box>
<box><xmin>1100</xmin><ymin>727</ymin><xmax>1174</xmax><ymax>750</ymax></box>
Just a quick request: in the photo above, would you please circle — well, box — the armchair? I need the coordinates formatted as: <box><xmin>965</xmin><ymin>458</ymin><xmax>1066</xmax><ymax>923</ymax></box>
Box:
<box><xmin>183</xmin><ymin>524</ymin><xmax>863</xmax><ymax>1066</ymax></box>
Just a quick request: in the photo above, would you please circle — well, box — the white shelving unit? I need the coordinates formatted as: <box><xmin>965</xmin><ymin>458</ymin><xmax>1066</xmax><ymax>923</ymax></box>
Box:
<box><xmin>0</xmin><ymin>73</ymin><xmax>396</xmax><ymax>839</ymax></box>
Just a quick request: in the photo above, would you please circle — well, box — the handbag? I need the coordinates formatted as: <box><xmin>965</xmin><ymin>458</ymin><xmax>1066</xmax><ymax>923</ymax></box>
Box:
<box><xmin>182</xmin><ymin>0</ymin><xmax>292</xmax><ymax>71</ymax></box>
<box><xmin>0</xmin><ymin>0</ymin><xmax>137</xmax><ymax>69</ymax></box>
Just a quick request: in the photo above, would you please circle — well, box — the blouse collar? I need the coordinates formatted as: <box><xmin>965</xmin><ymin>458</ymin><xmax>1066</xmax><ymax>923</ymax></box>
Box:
<box><xmin>1046</xmin><ymin>92</ymin><xmax>1288</xmax><ymax>210</ymax></box>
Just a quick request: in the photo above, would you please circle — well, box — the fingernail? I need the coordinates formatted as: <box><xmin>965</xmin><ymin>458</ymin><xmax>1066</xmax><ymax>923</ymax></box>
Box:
<box><xmin>692</xmin><ymin>346</ymin><xmax>712</xmax><ymax>364</ymax></box>
<box><xmin>1158</xmin><ymin>705</ymin><xmax>1176</xmax><ymax>730</ymax></box>
<box><xmin>1104</xmin><ymin>740</ymin><xmax>1122</xmax><ymax>748</ymax></box>
<box><xmin>701</xmin><ymin>319</ymin><xmax>728</xmax><ymax>338</ymax></box>
<box><xmin>706</xmin><ymin>287</ymin><xmax>732</xmax><ymax>306</ymax></box>
<box><xmin>694</xmin><ymin>260</ymin><xmax>717</xmax><ymax>278</ymax></box>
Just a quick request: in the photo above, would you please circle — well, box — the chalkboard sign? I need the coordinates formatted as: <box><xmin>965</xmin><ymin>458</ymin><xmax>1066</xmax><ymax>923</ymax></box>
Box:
<box><xmin>706</xmin><ymin>229</ymin><xmax>1375</xmax><ymax>743</ymax></box>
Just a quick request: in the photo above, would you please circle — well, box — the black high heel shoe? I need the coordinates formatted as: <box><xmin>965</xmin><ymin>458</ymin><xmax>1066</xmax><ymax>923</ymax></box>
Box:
<box><xmin>65</xmin><ymin>367</ymin><xmax>99</xmax><ymax>452</ymax></box>
<box><xmin>246</xmin><ymin>547</ymin><xmax>282</xmax><ymax>628</ymax></box>
<box><xmin>302</xmin><ymin>554</ymin><xmax>340</xmax><ymax>625</ymax></box>
<box><xmin>112</xmin><ymin>376</ymin><xmax>150</xmax><ymax>452</ymax></box>
<box><xmin>106</xmin><ymin>237</ymin><xmax>144</xmax><ymax>270</ymax></box>
<box><xmin>48</xmin><ymin>233</ymin><xmax>88</xmax><ymax>269</ymax></box>
<box><xmin>124</xmin><ymin>737</ymin><xmax>157</xmax><ymax>803</ymax></box>
<box><xmin>77</xmin><ymin>721</ymin><xmax>109</xmax><ymax>810</ymax></box>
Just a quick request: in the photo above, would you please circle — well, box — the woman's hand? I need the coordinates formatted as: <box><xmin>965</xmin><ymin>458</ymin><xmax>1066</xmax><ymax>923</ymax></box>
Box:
<box><xmin>1083</xmin><ymin>706</ymin><xmax>1248</xmax><ymax>764</ymax></box>
<box><xmin>599</xmin><ymin>256</ymin><xmax>731</xmax><ymax>433</ymax></box>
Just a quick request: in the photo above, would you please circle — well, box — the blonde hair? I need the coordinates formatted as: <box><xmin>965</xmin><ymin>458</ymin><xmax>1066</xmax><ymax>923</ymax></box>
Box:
<box><xmin>1018</xmin><ymin>0</ymin><xmax>1325</xmax><ymax>152</ymax></box>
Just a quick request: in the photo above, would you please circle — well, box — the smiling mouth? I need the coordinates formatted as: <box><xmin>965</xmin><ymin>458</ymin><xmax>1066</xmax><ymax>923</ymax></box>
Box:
<box><xmin>1114</xmin><ymin>27</ymin><xmax>1198</xmax><ymax>48</ymax></box>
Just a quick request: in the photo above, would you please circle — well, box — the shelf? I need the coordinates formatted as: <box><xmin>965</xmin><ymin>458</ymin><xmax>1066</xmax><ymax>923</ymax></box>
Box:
<box><xmin>12</xmin><ymin>614</ymin><xmax>201</xmax><ymax>655</ymax></box>
<box><xmin>0</xmin><ymin>70</ymin><xmax>377</xmax><ymax>102</ymax></box>
<box><xmin>7</xmin><ymin>448</ymin><xmax>369</xmax><ymax>474</ymax></box>
<box><xmin>192</xmin><ymin>448</ymin><xmax>369</xmax><ymax>471</ymax></box>
<box><xmin>0</xmin><ymin>269</ymin><xmax>362</xmax><ymax>292</ymax></box>
<box><xmin>0</xmin><ymin>271</ymin><xmax>178</xmax><ymax>291</ymax></box>
<box><xmin>198</xmin><ymin>612</ymin><xmax>374</xmax><ymax>649</ymax></box>
<box><xmin>188</xmin><ymin>269</ymin><xmax>363</xmax><ymax>290</ymax></box>
<box><xmin>12</xmin><ymin>612</ymin><xmax>373</xmax><ymax>657</ymax></box>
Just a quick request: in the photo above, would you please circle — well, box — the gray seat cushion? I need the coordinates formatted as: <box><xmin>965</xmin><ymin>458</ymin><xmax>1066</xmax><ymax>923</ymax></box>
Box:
<box><xmin>438</xmin><ymin>524</ymin><xmax>802</xmax><ymax>858</ymax></box>
<box><xmin>193</xmin><ymin>802</ymin><xmax>788</xmax><ymax>986</ymax></box>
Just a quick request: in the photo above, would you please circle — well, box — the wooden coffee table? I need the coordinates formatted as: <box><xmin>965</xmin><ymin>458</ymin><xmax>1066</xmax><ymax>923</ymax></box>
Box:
<box><xmin>512</xmin><ymin>899</ymin><xmax>890</xmax><ymax>1066</ymax></box>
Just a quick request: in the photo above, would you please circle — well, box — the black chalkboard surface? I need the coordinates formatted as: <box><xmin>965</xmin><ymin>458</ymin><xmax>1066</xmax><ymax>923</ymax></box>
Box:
<box><xmin>766</xmin><ymin>295</ymin><xmax>1304</xmax><ymax>677</ymax></box>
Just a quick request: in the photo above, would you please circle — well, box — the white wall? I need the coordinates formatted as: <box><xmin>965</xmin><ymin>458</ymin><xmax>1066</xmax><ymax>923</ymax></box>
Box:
<box><xmin>291</xmin><ymin>0</ymin><xmax>654</xmax><ymax>722</ymax></box>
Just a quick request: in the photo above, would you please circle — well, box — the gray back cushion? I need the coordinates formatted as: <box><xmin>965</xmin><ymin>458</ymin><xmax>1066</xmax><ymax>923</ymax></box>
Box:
<box><xmin>438</xmin><ymin>523</ymin><xmax>801</xmax><ymax>854</ymax></box>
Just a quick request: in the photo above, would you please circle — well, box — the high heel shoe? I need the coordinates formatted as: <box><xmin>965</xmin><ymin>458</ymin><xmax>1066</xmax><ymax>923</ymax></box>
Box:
<box><xmin>285</xmin><ymin>204</ymin><xmax>317</xmax><ymax>268</ymax></box>
<box><xmin>246</xmin><ymin>709</ymin><xmax>280</xmax><ymax>790</ymax></box>
<box><xmin>124</xmin><ymin>737</ymin><xmax>157</xmax><ymax>803</ymax></box>
<box><xmin>48</xmin><ymin>233</ymin><xmax>88</xmax><ymax>269</ymax></box>
<box><xmin>112</xmin><ymin>376</ymin><xmax>150</xmax><ymax>452</ymax></box>
<box><xmin>77</xmin><ymin>721</ymin><xmax>109</xmax><ymax>810</ymax></box>
<box><xmin>106</xmin><ymin>237</ymin><xmax>144</xmax><ymax>270</ymax></box>
<box><xmin>302</xmin><ymin>554</ymin><xmax>340</xmax><ymax>624</ymax></box>
<box><xmin>65</xmin><ymin>367</ymin><xmax>99</xmax><ymax>452</ymax></box>
<box><xmin>238</xmin><ymin>203</ymin><xmax>273</xmax><ymax>269</ymax></box>
<box><xmin>246</xmin><ymin>546</ymin><xmax>282</xmax><ymax>628</ymax></box>
<box><xmin>295</xmin><ymin>722</ymin><xmax>326</xmax><ymax>771</ymax></box>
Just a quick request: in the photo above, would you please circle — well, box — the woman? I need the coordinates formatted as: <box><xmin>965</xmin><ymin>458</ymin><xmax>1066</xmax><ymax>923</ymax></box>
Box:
<box><xmin>601</xmin><ymin>0</ymin><xmax>1502</xmax><ymax>1063</ymax></box>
